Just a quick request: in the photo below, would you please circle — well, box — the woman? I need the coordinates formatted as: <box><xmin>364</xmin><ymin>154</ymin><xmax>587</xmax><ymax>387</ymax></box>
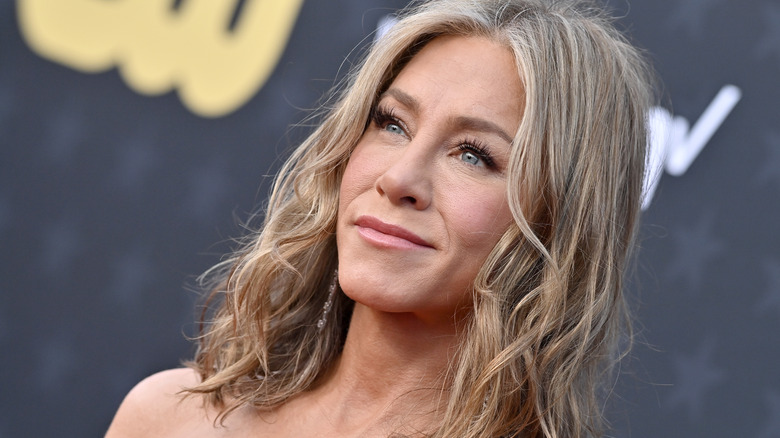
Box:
<box><xmin>106</xmin><ymin>0</ymin><xmax>655</xmax><ymax>436</ymax></box>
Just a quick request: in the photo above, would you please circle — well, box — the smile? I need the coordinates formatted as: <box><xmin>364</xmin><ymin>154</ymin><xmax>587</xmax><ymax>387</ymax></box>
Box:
<box><xmin>354</xmin><ymin>215</ymin><xmax>434</xmax><ymax>250</ymax></box>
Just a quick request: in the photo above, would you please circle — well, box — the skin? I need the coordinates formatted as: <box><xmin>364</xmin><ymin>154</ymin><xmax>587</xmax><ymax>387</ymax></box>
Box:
<box><xmin>105</xmin><ymin>34</ymin><xmax>524</xmax><ymax>438</ymax></box>
<box><xmin>337</xmin><ymin>34</ymin><xmax>521</xmax><ymax>327</ymax></box>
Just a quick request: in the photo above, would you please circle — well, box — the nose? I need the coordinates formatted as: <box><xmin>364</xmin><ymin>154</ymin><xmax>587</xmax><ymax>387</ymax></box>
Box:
<box><xmin>375</xmin><ymin>140</ymin><xmax>433</xmax><ymax>210</ymax></box>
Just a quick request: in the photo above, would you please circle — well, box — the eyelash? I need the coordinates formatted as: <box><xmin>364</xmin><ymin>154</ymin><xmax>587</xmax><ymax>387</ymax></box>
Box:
<box><xmin>457</xmin><ymin>141</ymin><xmax>496</xmax><ymax>168</ymax></box>
<box><xmin>370</xmin><ymin>105</ymin><xmax>403</xmax><ymax>133</ymax></box>
<box><xmin>370</xmin><ymin>105</ymin><xmax>498</xmax><ymax>169</ymax></box>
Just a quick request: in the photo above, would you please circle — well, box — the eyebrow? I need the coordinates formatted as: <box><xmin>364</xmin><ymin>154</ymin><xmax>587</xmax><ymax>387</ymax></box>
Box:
<box><xmin>380</xmin><ymin>87</ymin><xmax>515</xmax><ymax>144</ymax></box>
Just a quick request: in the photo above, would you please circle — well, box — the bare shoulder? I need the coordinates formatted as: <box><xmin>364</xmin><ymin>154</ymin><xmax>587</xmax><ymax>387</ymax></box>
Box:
<box><xmin>105</xmin><ymin>368</ymin><xmax>209</xmax><ymax>437</ymax></box>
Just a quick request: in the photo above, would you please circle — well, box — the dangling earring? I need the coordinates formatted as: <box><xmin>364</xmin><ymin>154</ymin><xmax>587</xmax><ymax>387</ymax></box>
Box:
<box><xmin>317</xmin><ymin>269</ymin><xmax>339</xmax><ymax>331</ymax></box>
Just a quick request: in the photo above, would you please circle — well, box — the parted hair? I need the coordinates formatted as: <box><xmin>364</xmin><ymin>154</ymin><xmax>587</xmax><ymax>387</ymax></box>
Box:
<box><xmin>186</xmin><ymin>0</ymin><xmax>656</xmax><ymax>437</ymax></box>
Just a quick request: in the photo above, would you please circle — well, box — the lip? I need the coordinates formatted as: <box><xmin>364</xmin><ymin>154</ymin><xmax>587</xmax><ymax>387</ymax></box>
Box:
<box><xmin>354</xmin><ymin>215</ymin><xmax>434</xmax><ymax>250</ymax></box>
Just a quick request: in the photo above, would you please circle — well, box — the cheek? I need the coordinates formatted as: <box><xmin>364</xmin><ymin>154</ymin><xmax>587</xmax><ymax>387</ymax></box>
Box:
<box><xmin>338</xmin><ymin>142</ymin><xmax>381</xmax><ymax>216</ymax></box>
<box><xmin>445</xmin><ymin>184</ymin><xmax>512</xmax><ymax>250</ymax></box>
<box><xmin>338</xmin><ymin>169</ymin><xmax>358</xmax><ymax>218</ymax></box>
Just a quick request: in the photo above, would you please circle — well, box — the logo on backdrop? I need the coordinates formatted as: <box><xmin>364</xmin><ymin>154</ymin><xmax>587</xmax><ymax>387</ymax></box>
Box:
<box><xmin>642</xmin><ymin>85</ymin><xmax>742</xmax><ymax>209</ymax></box>
<box><xmin>17</xmin><ymin>0</ymin><xmax>304</xmax><ymax>117</ymax></box>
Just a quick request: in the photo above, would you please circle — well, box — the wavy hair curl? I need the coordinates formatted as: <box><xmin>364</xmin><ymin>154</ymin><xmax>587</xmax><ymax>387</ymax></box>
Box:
<box><xmin>187</xmin><ymin>1</ymin><xmax>656</xmax><ymax>437</ymax></box>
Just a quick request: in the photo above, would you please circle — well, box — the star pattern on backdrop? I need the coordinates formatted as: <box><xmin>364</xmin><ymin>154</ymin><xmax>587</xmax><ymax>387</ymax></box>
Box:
<box><xmin>3</xmin><ymin>0</ymin><xmax>779</xmax><ymax>436</ymax></box>
<box><xmin>664</xmin><ymin>212</ymin><xmax>724</xmax><ymax>292</ymax></box>
<box><xmin>754</xmin><ymin>130</ymin><xmax>780</xmax><ymax>192</ymax></box>
<box><xmin>42</xmin><ymin>216</ymin><xmax>81</xmax><ymax>277</ymax></box>
<box><xmin>111</xmin><ymin>125</ymin><xmax>161</xmax><ymax>193</ymax></box>
<box><xmin>108</xmin><ymin>244</ymin><xmax>157</xmax><ymax>312</ymax></box>
<box><xmin>757</xmin><ymin>391</ymin><xmax>780</xmax><ymax>438</ymax></box>
<box><xmin>666</xmin><ymin>338</ymin><xmax>726</xmax><ymax>421</ymax></box>
<box><xmin>755</xmin><ymin>259</ymin><xmax>780</xmax><ymax>317</ymax></box>
<box><xmin>34</xmin><ymin>334</ymin><xmax>78</xmax><ymax>390</ymax></box>
<box><xmin>0</xmin><ymin>78</ymin><xmax>12</xmax><ymax>128</ymax></box>
<box><xmin>0</xmin><ymin>295</ymin><xmax>7</xmax><ymax>343</ymax></box>
<box><xmin>184</xmin><ymin>159</ymin><xmax>234</xmax><ymax>224</ymax></box>
<box><xmin>0</xmin><ymin>192</ymin><xmax>10</xmax><ymax>233</ymax></box>
<box><xmin>42</xmin><ymin>100</ymin><xmax>86</xmax><ymax>164</ymax></box>
<box><xmin>667</xmin><ymin>0</ymin><xmax>725</xmax><ymax>38</ymax></box>
<box><xmin>755</xmin><ymin>2</ymin><xmax>780</xmax><ymax>68</ymax></box>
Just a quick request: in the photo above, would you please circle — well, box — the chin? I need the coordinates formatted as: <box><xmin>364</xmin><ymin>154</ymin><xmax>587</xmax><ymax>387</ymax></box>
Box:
<box><xmin>341</xmin><ymin>275</ymin><xmax>469</xmax><ymax>324</ymax></box>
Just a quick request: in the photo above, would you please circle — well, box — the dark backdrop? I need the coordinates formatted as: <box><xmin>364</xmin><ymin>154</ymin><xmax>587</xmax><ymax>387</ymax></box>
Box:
<box><xmin>1</xmin><ymin>0</ymin><xmax>778</xmax><ymax>436</ymax></box>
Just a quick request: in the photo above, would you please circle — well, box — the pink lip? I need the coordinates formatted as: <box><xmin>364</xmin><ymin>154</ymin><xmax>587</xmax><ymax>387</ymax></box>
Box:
<box><xmin>354</xmin><ymin>215</ymin><xmax>433</xmax><ymax>249</ymax></box>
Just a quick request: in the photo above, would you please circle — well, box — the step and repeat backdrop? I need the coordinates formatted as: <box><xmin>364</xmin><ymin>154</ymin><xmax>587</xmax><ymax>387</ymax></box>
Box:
<box><xmin>1</xmin><ymin>0</ymin><xmax>778</xmax><ymax>436</ymax></box>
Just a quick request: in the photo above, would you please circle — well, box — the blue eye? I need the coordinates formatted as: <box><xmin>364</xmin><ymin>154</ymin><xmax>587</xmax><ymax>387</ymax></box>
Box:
<box><xmin>371</xmin><ymin>106</ymin><xmax>407</xmax><ymax>137</ymax></box>
<box><xmin>460</xmin><ymin>150</ymin><xmax>481</xmax><ymax>166</ymax></box>
<box><xmin>384</xmin><ymin>123</ymin><xmax>403</xmax><ymax>135</ymax></box>
<box><xmin>457</xmin><ymin>143</ymin><xmax>496</xmax><ymax>169</ymax></box>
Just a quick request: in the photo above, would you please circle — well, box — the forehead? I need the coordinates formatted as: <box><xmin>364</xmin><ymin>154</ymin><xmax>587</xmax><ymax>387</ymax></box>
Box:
<box><xmin>385</xmin><ymin>35</ymin><xmax>524</xmax><ymax>132</ymax></box>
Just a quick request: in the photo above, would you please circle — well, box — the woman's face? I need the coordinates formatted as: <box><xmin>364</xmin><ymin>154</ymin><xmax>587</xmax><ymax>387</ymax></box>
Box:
<box><xmin>336</xmin><ymin>35</ymin><xmax>524</xmax><ymax>325</ymax></box>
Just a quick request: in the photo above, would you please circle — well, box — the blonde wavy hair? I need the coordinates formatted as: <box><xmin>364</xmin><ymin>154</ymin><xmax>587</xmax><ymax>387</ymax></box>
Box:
<box><xmin>187</xmin><ymin>0</ymin><xmax>656</xmax><ymax>437</ymax></box>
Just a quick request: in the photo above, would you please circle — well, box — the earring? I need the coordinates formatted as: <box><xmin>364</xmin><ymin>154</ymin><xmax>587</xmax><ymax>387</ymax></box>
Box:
<box><xmin>317</xmin><ymin>269</ymin><xmax>339</xmax><ymax>331</ymax></box>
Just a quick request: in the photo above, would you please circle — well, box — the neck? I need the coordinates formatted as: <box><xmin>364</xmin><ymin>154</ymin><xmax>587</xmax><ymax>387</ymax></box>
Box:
<box><xmin>310</xmin><ymin>303</ymin><xmax>464</xmax><ymax>436</ymax></box>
